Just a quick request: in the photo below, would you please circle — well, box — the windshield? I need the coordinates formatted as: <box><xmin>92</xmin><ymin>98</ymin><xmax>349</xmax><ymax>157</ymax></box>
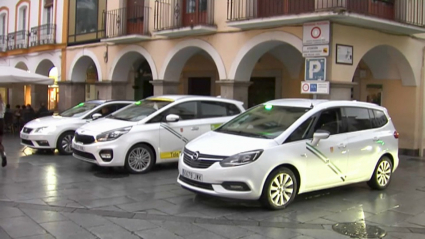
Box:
<box><xmin>60</xmin><ymin>102</ymin><xmax>101</xmax><ymax>118</ymax></box>
<box><xmin>108</xmin><ymin>100</ymin><xmax>172</xmax><ymax>122</ymax></box>
<box><xmin>216</xmin><ymin>104</ymin><xmax>310</xmax><ymax>139</ymax></box>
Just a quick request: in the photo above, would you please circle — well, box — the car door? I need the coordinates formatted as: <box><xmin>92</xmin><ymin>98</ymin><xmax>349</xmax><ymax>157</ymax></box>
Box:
<box><xmin>300</xmin><ymin>107</ymin><xmax>349</xmax><ymax>189</ymax></box>
<box><xmin>198</xmin><ymin>101</ymin><xmax>243</xmax><ymax>134</ymax></box>
<box><xmin>158</xmin><ymin>101</ymin><xmax>204</xmax><ymax>161</ymax></box>
<box><xmin>342</xmin><ymin>107</ymin><xmax>378</xmax><ymax>181</ymax></box>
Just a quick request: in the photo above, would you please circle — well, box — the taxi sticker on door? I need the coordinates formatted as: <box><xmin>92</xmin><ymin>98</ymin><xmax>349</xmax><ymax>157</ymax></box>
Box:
<box><xmin>160</xmin><ymin>150</ymin><xmax>181</xmax><ymax>159</ymax></box>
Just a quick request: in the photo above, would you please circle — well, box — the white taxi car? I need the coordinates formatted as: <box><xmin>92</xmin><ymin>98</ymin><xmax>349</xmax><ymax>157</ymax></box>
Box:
<box><xmin>20</xmin><ymin>100</ymin><xmax>133</xmax><ymax>155</ymax></box>
<box><xmin>72</xmin><ymin>95</ymin><xmax>245</xmax><ymax>174</ymax></box>
<box><xmin>177</xmin><ymin>99</ymin><xmax>399</xmax><ymax>210</ymax></box>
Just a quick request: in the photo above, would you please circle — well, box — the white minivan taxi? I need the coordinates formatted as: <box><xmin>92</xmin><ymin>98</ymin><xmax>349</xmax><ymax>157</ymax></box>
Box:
<box><xmin>177</xmin><ymin>99</ymin><xmax>399</xmax><ymax>210</ymax></box>
<box><xmin>20</xmin><ymin>100</ymin><xmax>133</xmax><ymax>155</ymax></box>
<box><xmin>72</xmin><ymin>95</ymin><xmax>245</xmax><ymax>174</ymax></box>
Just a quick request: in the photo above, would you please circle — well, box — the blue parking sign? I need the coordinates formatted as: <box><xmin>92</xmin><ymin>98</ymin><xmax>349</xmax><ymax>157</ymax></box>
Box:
<box><xmin>310</xmin><ymin>84</ymin><xmax>317</xmax><ymax>92</ymax></box>
<box><xmin>305</xmin><ymin>58</ymin><xmax>326</xmax><ymax>81</ymax></box>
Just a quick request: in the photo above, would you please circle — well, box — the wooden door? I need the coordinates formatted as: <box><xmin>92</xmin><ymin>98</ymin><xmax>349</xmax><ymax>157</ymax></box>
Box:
<box><xmin>257</xmin><ymin>0</ymin><xmax>285</xmax><ymax>18</ymax></box>
<box><xmin>127</xmin><ymin>0</ymin><xmax>145</xmax><ymax>35</ymax></box>
<box><xmin>248</xmin><ymin>77</ymin><xmax>276</xmax><ymax>108</ymax></box>
<box><xmin>182</xmin><ymin>0</ymin><xmax>208</xmax><ymax>27</ymax></box>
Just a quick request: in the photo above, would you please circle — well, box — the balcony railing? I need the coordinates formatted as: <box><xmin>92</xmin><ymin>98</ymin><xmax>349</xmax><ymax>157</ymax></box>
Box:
<box><xmin>227</xmin><ymin>0</ymin><xmax>425</xmax><ymax>27</ymax></box>
<box><xmin>7</xmin><ymin>30</ymin><xmax>29</xmax><ymax>51</ymax></box>
<box><xmin>0</xmin><ymin>35</ymin><xmax>6</xmax><ymax>52</ymax></box>
<box><xmin>154</xmin><ymin>0</ymin><xmax>215</xmax><ymax>31</ymax></box>
<box><xmin>103</xmin><ymin>6</ymin><xmax>150</xmax><ymax>38</ymax></box>
<box><xmin>30</xmin><ymin>24</ymin><xmax>56</xmax><ymax>47</ymax></box>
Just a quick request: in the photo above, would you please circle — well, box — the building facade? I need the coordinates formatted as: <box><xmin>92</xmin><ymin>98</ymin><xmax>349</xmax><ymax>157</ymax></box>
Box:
<box><xmin>0</xmin><ymin>0</ymin><xmax>65</xmax><ymax>110</ymax></box>
<box><xmin>61</xmin><ymin>0</ymin><xmax>425</xmax><ymax>155</ymax></box>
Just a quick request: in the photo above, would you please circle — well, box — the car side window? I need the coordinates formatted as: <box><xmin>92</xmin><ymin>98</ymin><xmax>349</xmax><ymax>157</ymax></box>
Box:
<box><xmin>371</xmin><ymin>110</ymin><xmax>388</xmax><ymax>128</ymax></box>
<box><xmin>285</xmin><ymin>117</ymin><xmax>315</xmax><ymax>143</ymax></box>
<box><xmin>167</xmin><ymin>101</ymin><xmax>198</xmax><ymax>120</ymax></box>
<box><xmin>343</xmin><ymin>107</ymin><xmax>372</xmax><ymax>132</ymax></box>
<box><xmin>313</xmin><ymin>108</ymin><xmax>343</xmax><ymax>135</ymax></box>
<box><xmin>199</xmin><ymin>101</ymin><xmax>241</xmax><ymax>119</ymax></box>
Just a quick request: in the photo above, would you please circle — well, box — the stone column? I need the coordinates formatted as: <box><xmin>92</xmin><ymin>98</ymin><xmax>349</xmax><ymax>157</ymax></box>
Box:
<box><xmin>9</xmin><ymin>85</ymin><xmax>25</xmax><ymax>106</ymax></box>
<box><xmin>216</xmin><ymin>80</ymin><xmax>253</xmax><ymax>106</ymax></box>
<box><xmin>150</xmin><ymin>80</ymin><xmax>180</xmax><ymax>95</ymax></box>
<box><xmin>329</xmin><ymin>81</ymin><xmax>357</xmax><ymax>100</ymax></box>
<box><xmin>31</xmin><ymin>84</ymin><xmax>49</xmax><ymax>107</ymax></box>
<box><xmin>95</xmin><ymin>81</ymin><xmax>129</xmax><ymax>100</ymax></box>
<box><xmin>57</xmin><ymin>82</ymin><xmax>85</xmax><ymax>112</ymax></box>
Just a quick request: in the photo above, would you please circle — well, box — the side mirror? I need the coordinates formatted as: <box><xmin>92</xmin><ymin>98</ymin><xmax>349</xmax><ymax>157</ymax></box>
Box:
<box><xmin>166</xmin><ymin>114</ymin><xmax>180</xmax><ymax>123</ymax></box>
<box><xmin>92</xmin><ymin>113</ymin><xmax>102</xmax><ymax>120</ymax></box>
<box><xmin>311</xmin><ymin>130</ymin><xmax>330</xmax><ymax>146</ymax></box>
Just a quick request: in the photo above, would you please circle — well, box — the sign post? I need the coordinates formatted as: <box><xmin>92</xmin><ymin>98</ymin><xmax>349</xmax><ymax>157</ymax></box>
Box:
<box><xmin>302</xmin><ymin>21</ymin><xmax>330</xmax><ymax>99</ymax></box>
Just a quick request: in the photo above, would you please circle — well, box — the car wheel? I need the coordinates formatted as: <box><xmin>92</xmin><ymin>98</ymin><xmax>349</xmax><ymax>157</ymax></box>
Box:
<box><xmin>57</xmin><ymin>131</ymin><xmax>74</xmax><ymax>155</ymax></box>
<box><xmin>125</xmin><ymin>144</ymin><xmax>155</xmax><ymax>174</ymax></box>
<box><xmin>367</xmin><ymin>156</ymin><xmax>393</xmax><ymax>190</ymax></box>
<box><xmin>260</xmin><ymin>167</ymin><xmax>298</xmax><ymax>210</ymax></box>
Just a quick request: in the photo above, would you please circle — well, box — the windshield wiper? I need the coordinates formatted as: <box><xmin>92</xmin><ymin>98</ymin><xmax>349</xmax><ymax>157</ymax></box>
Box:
<box><xmin>218</xmin><ymin>129</ymin><xmax>269</xmax><ymax>139</ymax></box>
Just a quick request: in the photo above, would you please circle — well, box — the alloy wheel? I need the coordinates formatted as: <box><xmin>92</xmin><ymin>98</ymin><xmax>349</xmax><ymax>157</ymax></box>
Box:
<box><xmin>269</xmin><ymin>173</ymin><xmax>295</xmax><ymax>207</ymax></box>
<box><xmin>377</xmin><ymin>160</ymin><xmax>391</xmax><ymax>187</ymax></box>
<box><xmin>128</xmin><ymin>147</ymin><xmax>151</xmax><ymax>173</ymax></box>
<box><xmin>61</xmin><ymin>134</ymin><xmax>73</xmax><ymax>154</ymax></box>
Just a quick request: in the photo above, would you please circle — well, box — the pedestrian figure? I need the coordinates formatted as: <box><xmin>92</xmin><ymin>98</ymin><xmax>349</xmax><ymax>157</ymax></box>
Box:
<box><xmin>0</xmin><ymin>94</ymin><xmax>7</xmax><ymax>167</ymax></box>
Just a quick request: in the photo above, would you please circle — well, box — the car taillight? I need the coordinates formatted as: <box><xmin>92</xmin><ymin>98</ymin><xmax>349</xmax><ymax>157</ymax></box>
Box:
<box><xmin>394</xmin><ymin>131</ymin><xmax>399</xmax><ymax>139</ymax></box>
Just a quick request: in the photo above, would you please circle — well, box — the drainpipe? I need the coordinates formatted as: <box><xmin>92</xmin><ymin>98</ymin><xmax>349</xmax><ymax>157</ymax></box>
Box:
<box><xmin>419</xmin><ymin>46</ymin><xmax>425</xmax><ymax>157</ymax></box>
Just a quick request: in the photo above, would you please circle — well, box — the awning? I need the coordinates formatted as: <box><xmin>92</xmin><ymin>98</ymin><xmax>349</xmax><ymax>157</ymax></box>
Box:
<box><xmin>0</xmin><ymin>66</ymin><xmax>54</xmax><ymax>85</ymax></box>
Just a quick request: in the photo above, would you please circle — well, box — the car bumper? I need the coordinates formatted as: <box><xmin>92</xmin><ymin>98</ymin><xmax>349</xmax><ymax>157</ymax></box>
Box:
<box><xmin>71</xmin><ymin>139</ymin><xmax>127</xmax><ymax>167</ymax></box>
<box><xmin>20</xmin><ymin>132</ymin><xmax>56</xmax><ymax>149</ymax></box>
<box><xmin>177</xmin><ymin>154</ymin><xmax>264</xmax><ymax>200</ymax></box>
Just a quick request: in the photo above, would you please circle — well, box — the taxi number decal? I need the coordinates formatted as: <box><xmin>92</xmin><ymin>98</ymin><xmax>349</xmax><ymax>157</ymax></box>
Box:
<box><xmin>160</xmin><ymin>151</ymin><xmax>181</xmax><ymax>159</ymax></box>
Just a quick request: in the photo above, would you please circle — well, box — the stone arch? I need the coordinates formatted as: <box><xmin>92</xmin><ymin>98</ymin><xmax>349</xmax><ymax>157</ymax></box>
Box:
<box><xmin>35</xmin><ymin>59</ymin><xmax>55</xmax><ymax>76</ymax></box>
<box><xmin>356</xmin><ymin>45</ymin><xmax>417</xmax><ymax>86</ymax></box>
<box><xmin>229</xmin><ymin>31</ymin><xmax>303</xmax><ymax>81</ymax></box>
<box><xmin>159</xmin><ymin>39</ymin><xmax>226</xmax><ymax>80</ymax></box>
<box><xmin>109</xmin><ymin>45</ymin><xmax>158</xmax><ymax>81</ymax></box>
<box><xmin>68</xmin><ymin>50</ymin><xmax>102</xmax><ymax>82</ymax></box>
<box><xmin>15</xmin><ymin>61</ymin><xmax>29</xmax><ymax>70</ymax></box>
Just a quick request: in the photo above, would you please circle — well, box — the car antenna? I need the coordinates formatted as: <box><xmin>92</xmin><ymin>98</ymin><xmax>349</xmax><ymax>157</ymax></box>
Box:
<box><xmin>310</xmin><ymin>103</ymin><xmax>314</xmax><ymax>108</ymax></box>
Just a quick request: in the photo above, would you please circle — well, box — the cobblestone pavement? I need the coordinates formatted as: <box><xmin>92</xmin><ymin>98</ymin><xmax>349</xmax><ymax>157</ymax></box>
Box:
<box><xmin>0</xmin><ymin>134</ymin><xmax>425</xmax><ymax>239</ymax></box>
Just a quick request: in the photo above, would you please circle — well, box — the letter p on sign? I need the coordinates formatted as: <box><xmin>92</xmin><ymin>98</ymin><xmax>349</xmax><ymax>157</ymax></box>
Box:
<box><xmin>305</xmin><ymin>58</ymin><xmax>326</xmax><ymax>81</ymax></box>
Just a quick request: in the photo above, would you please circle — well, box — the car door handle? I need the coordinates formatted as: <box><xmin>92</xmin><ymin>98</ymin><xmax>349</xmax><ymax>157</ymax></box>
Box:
<box><xmin>338</xmin><ymin>143</ymin><xmax>346</xmax><ymax>149</ymax></box>
<box><xmin>191</xmin><ymin>126</ymin><xmax>199</xmax><ymax>131</ymax></box>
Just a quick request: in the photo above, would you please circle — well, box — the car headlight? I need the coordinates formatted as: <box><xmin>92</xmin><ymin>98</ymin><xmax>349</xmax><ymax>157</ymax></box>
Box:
<box><xmin>34</xmin><ymin>126</ymin><xmax>57</xmax><ymax>134</ymax></box>
<box><xmin>220</xmin><ymin>150</ymin><xmax>263</xmax><ymax>167</ymax></box>
<box><xmin>96</xmin><ymin>126</ymin><xmax>132</xmax><ymax>142</ymax></box>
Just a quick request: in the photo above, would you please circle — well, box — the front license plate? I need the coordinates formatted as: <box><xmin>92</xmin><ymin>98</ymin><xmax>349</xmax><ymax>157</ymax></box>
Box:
<box><xmin>20</xmin><ymin>134</ymin><xmax>29</xmax><ymax>139</ymax></box>
<box><xmin>182</xmin><ymin>169</ymin><xmax>203</xmax><ymax>182</ymax></box>
<box><xmin>72</xmin><ymin>142</ymin><xmax>84</xmax><ymax>151</ymax></box>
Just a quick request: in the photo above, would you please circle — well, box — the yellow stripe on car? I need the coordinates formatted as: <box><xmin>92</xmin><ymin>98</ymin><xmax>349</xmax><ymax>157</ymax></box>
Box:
<box><xmin>160</xmin><ymin>151</ymin><xmax>181</xmax><ymax>159</ymax></box>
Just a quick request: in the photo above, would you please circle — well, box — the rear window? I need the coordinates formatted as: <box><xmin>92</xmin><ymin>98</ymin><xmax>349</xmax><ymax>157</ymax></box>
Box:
<box><xmin>199</xmin><ymin>101</ymin><xmax>241</xmax><ymax>119</ymax></box>
<box><xmin>371</xmin><ymin>110</ymin><xmax>388</xmax><ymax>128</ymax></box>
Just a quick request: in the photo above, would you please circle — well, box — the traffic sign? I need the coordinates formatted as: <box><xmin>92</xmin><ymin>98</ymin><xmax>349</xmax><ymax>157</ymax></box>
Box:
<box><xmin>303</xmin><ymin>21</ymin><xmax>330</xmax><ymax>45</ymax></box>
<box><xmin>302</xmin><ymin>45</ymin><xmax>329</xmax><ymax>57</ymax></box>
<box><xmin>301</xmin><ymin>81</ymin><xmax>330</xmax><ymax>94</ymax></box>
<box><xmin>305</xmin><ymin>58</ymin><xmax>326</xmax><ymax>81</ymax></box>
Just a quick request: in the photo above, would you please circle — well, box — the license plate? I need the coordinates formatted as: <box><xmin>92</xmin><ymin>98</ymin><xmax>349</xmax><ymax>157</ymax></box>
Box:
<box><xmin>73</xmin><ymin>142</ymin><xmax>84</xmax><ymax>151</ymax></box>
<box><xmin>182</xmin><ymin>169</ymin><xmax>203</xmax><ymax>182</ymax></box>
<box><xmin>21</xmin><ymin>134</ymin><xmax>29</xmax><ymax>139</ymax></box>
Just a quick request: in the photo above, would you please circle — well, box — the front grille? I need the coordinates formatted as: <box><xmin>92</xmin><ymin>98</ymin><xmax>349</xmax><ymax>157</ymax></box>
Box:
<box><xmin>21</xmin><ymin>139</ymin><xmax>33</xmax><ymax>146</ymax></box>
<box><xmin>73</xmin><ymin>149</ymin><xmax>96</xmax><ymax>161</ymax></box>
<box><xmin>183</xmin><ymin>148</ymin><xmax>226</xmax><ymax>169</ymax></box>
<box><xmin>74</xmin><ymin>133</ymin><xmax>95</xmax><ymax>145</ymax></box>
<box><xmin>179</xmin><ymin>175</ymin><xmax>213</xmax><ymax>190</ymax></box>
<box><xmin>23</xmin><ymin>127</ymin><xmax>33</xmax><ymax>134</ymax></box>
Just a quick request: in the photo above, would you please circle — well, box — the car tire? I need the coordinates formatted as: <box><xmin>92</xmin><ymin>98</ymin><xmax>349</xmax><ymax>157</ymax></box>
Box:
<box><xmin>125</xmin><ymin>144</ymin><xmax>156</xmax><ymax>174</ymax></box>
<box><xmin>57</xmin><ymin>131</ymin><xmax>75</xmax><ymax>155</ymax></box>
<box><xmin>260</xmin><ymin>167</ymin><xmax>298</xmax><ymax>210</ymax></box>
<box><xmin>367</xmin><ymin>156</ymin><xmax>393</xmax><ymax>190</ymax></box>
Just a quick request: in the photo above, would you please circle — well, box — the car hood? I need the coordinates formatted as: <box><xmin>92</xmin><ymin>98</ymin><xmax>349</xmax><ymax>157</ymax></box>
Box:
<box><xmin>77</xmin><ymin>118</ymin><xmax>135</xmax><ymax>134</ymax></box>
<box><xmin>24</xmin><ymin>116</ymin><xmax>82</xmax><ymax>128</ymax></box>
<box><xmin>185</xmin><ymin>131</ymin><xmax>279</xmax><ymax>157</ymax></box>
